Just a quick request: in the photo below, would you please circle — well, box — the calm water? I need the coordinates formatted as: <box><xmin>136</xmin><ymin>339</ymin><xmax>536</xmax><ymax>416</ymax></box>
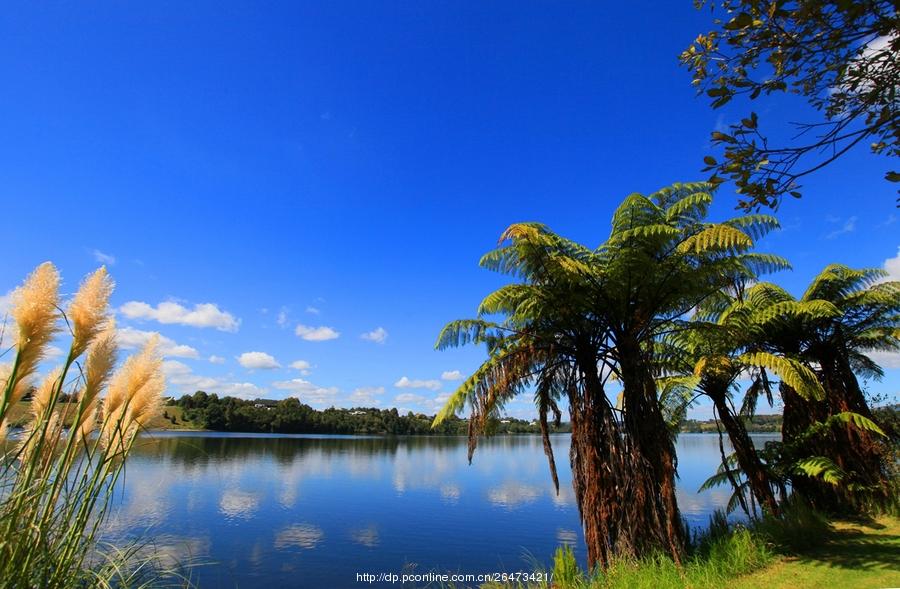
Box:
<box><xmin>105</xmin><ymin>432</ymin><xmax>776</xmax><ymax>588</ymax></box>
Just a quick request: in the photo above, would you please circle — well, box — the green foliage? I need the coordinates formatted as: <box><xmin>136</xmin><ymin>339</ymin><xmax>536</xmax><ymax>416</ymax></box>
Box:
<box><xmin>794</xmin><ymin>456</ymin><xmax>847</xmax><ymax>486</ymax></box>
<box><xmin>754</xmin><ymin>497</ymin><xmax>832</xmax><ymax>553</ymax></box>
<box><xmin>174</xmin><ymin>391</ymin><xmax>563</xmax><ymax>436</ymax></box>
<box><xmin>738</xmin><ymin>352</ymin><xmax>824</xmax><ymax>401</ymax></box>
<box><xmin>682</xmin><ymin>0</ymin><xmax>899</xmax><ymax>209</ymax></box>
<box><xmin>498</xmin><ymin>523</ymin><xmax>772</xmax><ymax>589</ymax></box>
<box><xmin>551</xmin><ymin>545</ymin><xmax>585</xmax><ymax>588</ymax></box>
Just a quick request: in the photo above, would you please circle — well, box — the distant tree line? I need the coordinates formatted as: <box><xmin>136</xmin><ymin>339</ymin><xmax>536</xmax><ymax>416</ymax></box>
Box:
<box><xmin>170</xmin><ymin>391</ymin><xmax>569</xmax><ymax>436</ymax></box>
<box><xmin>681</xmin><ymin>414</ymin><xmax>782</xmax><ymax>434</ymax></box>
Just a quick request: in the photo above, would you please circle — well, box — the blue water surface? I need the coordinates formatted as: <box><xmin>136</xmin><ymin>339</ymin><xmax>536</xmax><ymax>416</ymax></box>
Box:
<box><xmin>106</xmin><ymin>432</ymin><xmax>777</xmax><ymax>588</ymax></box>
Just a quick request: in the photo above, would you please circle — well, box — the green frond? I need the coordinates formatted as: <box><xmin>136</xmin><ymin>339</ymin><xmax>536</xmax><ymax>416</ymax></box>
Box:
<box><xmin>479</xmin><ymin>246</ymin><xmax>526</xmax><ymax>277</ymax></box>
<box><xmin>693</xmin><ymin>355</ymin><xmax>733</xmax><ymax>378</ymax></box>
<box><xmin>801</xmin><ymin>264</ymin><xmax>887</xmax><ymax>302</ymax></box>
<box><xmin>434</xmin><ymin>319</ymin><xmax>500</xmax><ymax>350</ymax></box>
<box><xmin>608</xmin><ymin>224</ymin><xmax>681</xmax><ymax>243</ymax></box>
<box><xmin>722</xmin><ymin>214</ymin><xmax>780</xmax><ymax>240</ymax></box>
<box><xmin>698</xmin><ymin>469</ymin><xmax>735</xmax><ymax>492</ymax></box>
<box><xmin>677</xmin><ymin>224</ymin><xmax>754</xmax><ymax>254</ymax></box>
<box><xmin>793</xmin><ymin>456</ymin><xmax>846</xmax><ymax>486</ymax></box>
<box><xmin>732</xmin><ymin>252</ymin><xmax>792</xmax><ymax>277</ymax></box>
<box><xmin>498</xmin><ymin>222</ymin><xmax>550</xmax><ymax>244</ymax></box>
<box><xmin>657</xmin><ymin>375</ymin><xmax>700</xmax><ymax>430</ymax></box>
<box><xmin>550</xmin><ymin>252</ymin><xmax>596</xmax><ymax>277</ymax></box>
<box><xmin>610</xmin><ymin>192</ymin><xmax>662</xmax><ymax>234</ymax></box>
<box><xmin>841</xmin><ymin>281</ymin><xmax>900</xmax><ymax>309</ymax></box>
<box><xmin>743</xmin><ymin>282</ymin><xmax>794</xmax><ymax>308</ymax></box>
<box><xmin>726</xmin><ymin>485</ymin><xmax>749</xmax><ymax>514</ymax></box>
<box><xmin>847</xmin><ymin>351</ymin><xmax>886</xmax><ymax>380</ymax></box>
<box><xmin>477</xmin><ymin>284</ymin><xmax>538</xmax><ymax>316</ymax></box>
<box><xmin>740</xmin><ymin>370</ymin><xmax>774</xmax><ymax>417</ymax></box>
<box><xmin>432</xmin><ymin>343</ymin><xmax>534</xmax><ymax>426</ymax></box>
<box><xmin>748</xmin><ymin>300</ymin><xmax>840</xmax><ymax>326</ymax></box>
<box><xmin>738</xmin><ymin>352</ymin><xmax>824</xmax><ymax>401</ymax></box>
<box><xmin>664</xmin><ymin>189</ymin><xmax>713</xmax><ymax>223</ymax></box>
<box><xmin>828</xmin><ymin>411</ymin><xmax>886</xmax><ymax>437</ymax></box>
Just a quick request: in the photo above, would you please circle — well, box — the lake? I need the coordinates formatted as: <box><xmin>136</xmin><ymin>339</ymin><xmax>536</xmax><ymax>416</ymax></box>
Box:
<box><xmin>105</xmin><ymin>432</ymin><xmax>777</xmax><ymax>588</ymax></box>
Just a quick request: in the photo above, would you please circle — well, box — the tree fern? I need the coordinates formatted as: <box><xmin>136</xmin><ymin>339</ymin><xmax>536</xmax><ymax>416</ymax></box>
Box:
<box><xmin>738</xmin><ymin>352</ymin><xmax>824</xmax><ymax>401</ymax></box>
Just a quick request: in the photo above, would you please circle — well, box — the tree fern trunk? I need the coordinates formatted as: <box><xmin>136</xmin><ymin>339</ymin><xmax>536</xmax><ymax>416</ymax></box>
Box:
<box><xmin>710</xmin><ymin>392</ymin><xmax>780</xmax><ymax>515</ymax></box>
<box><xmin>617</xmin><ymin>341</ymin><xmax>685</xmax><ymax>564</ymax></box>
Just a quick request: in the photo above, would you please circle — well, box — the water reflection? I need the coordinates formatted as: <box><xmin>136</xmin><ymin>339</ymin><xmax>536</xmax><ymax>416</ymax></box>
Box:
<box><xmin>219</xmin><ymin>489</ymin><xmax>261</xmax><ymax>520</ymax></box>
<box><xmin>100</xmin><ymin>433</ymin><xmax>774</xmax><ymax>588</ymax></box>
<box><xmin>487</xmin><ymin>482</ymin><xmax>544</xmax><ymax>509</ymax></box>
<box><xmin>274</xmin><ymin>524</ymin><xmax>325</xmax><ymax>550</ymax></box>
<box><xmin>350</xmin><ymin>524</ymin><xmax>380</xmax><ymax>548</ymax></box>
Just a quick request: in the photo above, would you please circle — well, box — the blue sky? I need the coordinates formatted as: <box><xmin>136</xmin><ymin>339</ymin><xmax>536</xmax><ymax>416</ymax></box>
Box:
<box><xmin>1</xmin><ymin>2</ymin><xmax>897</xmax><ymax>419</ymax></box>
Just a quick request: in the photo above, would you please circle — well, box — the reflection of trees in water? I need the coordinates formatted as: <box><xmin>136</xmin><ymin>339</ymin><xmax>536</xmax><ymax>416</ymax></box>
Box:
<box><xmin>129</xmin><ymin>434</ymin><xmax>554</xmax><ymax>468</ymax></box>
<box><xmin>130</xmin><ymin>435</ymin><xmax>403</xmax><ymax>467</ymax></box>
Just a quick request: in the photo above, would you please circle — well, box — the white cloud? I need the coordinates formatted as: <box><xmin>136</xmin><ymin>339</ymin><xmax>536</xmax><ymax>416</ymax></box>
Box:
<box><xmin>117</xmin><ymin>327</ymin><xmax>200</xmax><ymax>359</ymax></box>
<box><xmin>219</xmin><ymin>382</ymin><xmax>267</xmax><ymax>399</ymax></box>
<box><xmin>868</xmin><ymin>350</ymin><xmax>900</xmax><ymax>369</ymax></box>
<box><xmin>120</xmin><ymin>300</ymin><xmax>239</xmax><ymax>332</ymax></box>
<box><xmin>295</xmin><ymin>324</ymin><xmax>340</xmax><ymax>341</ymax></box>
<box><xmin>305</xmin><ymin>306</ymin><xmax>320</xmax><ymax>315</ymax></box>
<box><xmin>45</xmin><ymin>345</ymin><xmax>65</xmax><ymax>359</ymax></box>
<box><xmin>441</xmin><ymin>370</ymin><xmax>463</xmax><ymax>381</ymax></box>
<box><xmin>237</xmin><ymin>351</ymin><xmax>280</xmax><ymax>370</ymax></box>
<box><xmin>394</xmin><ymin>376</ymin><xmax>441</xmax><ymax>391</ymax></box>
<box><xmin>162</xmin><ymin>360</ymin><xmax>265</xmax><ymax>399</ymax></box>
<box><xmin>360</xmin><ymin>327</ymin><xmax>388</xmax><ymax>344</ymax></box>
<box><xmin>272</xmin><ymin>378</ymin><xmax>340</xmax><ymax>406</ymax></box>
<box><xmin>208</xmin><ymin>355</ymin><xmax>225</xmax><ymax>364</ymax></box>
<box><xmin>883</xmin><ymin>246</ymin><xmax>900</xmax><ymax>281</ymax></box>
<box><xmin>277</xmin><ymin>308</ymin><xmax>289</xmax><ymax>328</ymax></box>
<box><xmin>290</xmin><ymin>360</ymin><xmax>312</xmax><ymax>375</ymax></box>
<box><xmin>163</xmin><ymin>360</ymin><xmax>219</xmax><ymax>391</ymax></box>
<box><xmin>350</xmin><ymin>386</ymin><xmax>384</xmax><ymax>405</ymax></box>
<box><xmin>395</xmin><ymin>392</ymin><xmax>426</xmax><ymax>404</ymax></box>
<box><xmin>825</xmin><ymin>216</ymin><xmax>857</xmax><ymax>239</ymax></box>
<box><xmin>92</xmin><ymin>249</ymin><xmax>116</xmax><ymax>266</ymax></box>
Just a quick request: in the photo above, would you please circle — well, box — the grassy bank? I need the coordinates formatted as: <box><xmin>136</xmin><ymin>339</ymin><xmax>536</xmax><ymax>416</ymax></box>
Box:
<box><xmin>484</xmin><ymin>511</ymin><xmax>899</xmax><ymax>589</ymax></box>
<box><xmin>4</xmin><ymin>402</ymin><xmax>204</xmax><ymax>431</ymax></box>
<box><xmin>732</xmin><ymin>516</ymin><xmax>899</xmax><ymax>589</ymax></box>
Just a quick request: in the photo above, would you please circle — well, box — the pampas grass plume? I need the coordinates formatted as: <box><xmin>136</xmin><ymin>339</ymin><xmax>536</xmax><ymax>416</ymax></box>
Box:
<box><xmin>68</xmin><ymin>267</ymin><xmax>114</xmax><ymax>359</ymax></box>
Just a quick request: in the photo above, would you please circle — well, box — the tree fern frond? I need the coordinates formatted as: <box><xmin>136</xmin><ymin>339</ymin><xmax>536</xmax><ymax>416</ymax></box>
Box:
<box><xmin>793</xmin><ymin>456</ymin><xmax>845</xmax><ymax>486</ymax></box>
<box><xmin>722</xmin><ymin>214</ymin><xmax>780</xmax><ymax>240</ymax></box>
<box><xmin>733</xmin><ymin>252</ymin><xmax>792</xmax><ymax>278</ymax></box>
<box><xmin>828</xmin><ymin>411</ymin><xmax>886</xmax><ymax>437</ymax></box>
<box><xmin>664</xmin><ymin>189</ymin><xmax>714</xmax><ymax>223</ymax></box>
<box><xmin>677</xmin><ymin>224</ymin><xmax>754</xmax><ymax>254</ymax></box>
<box><xmin>477</xmin><ymin>285</ymin><xmax>538</xmax><ymax>316</ymax></box>
<box><xmin>434</xmin><ymin>319</ymin><xmax>500</xmax><ymax>350</ymax></box>
<box><xmin>749</xmin><ymin>300</ymin><xmax>840</xmax><ymax>326</ymax></box>
<box><xmin>738</xmin><ymin>352</ymin><xmax>824</xmax><ymax>401</ymax></box>
<box><xmin>608</xmin><ymin>224</ymin><xmax>681</xmax><ymax>243</ymax></box>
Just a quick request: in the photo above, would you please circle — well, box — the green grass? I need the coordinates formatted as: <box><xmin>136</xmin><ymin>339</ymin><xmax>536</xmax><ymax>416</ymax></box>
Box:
<box><xmin>732</xmin><ymin>516</ymin><xmax>900</xmax><ymax>589</ymax></box>
<box><xmin>5</xmin><ymin>402</ymin><xmax>203</xmax><ymax>431</ymax></box>
<box><xmin>484</xmin><ymin>510</ymin><xmax>900</xmax><ymax>589</ymax></box>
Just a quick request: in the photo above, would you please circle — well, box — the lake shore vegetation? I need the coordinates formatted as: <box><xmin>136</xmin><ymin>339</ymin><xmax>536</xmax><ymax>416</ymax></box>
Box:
<box><xmin>435</xmin><ymin>182</ymin><xmax>899</xmax><ymax>571</ymax></box>
<box><xmin>0</xmin><ymin>264</ymin><xmax>183</xmax><ymax>588</ymax></box>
